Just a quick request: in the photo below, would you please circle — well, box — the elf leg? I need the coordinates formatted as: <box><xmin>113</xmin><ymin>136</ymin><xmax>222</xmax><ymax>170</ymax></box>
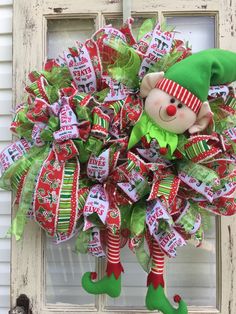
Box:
<box><xmin>82</xmin><ymin>228</ymin><xmax>123</xmax><ymax>297</ymax></box>
<box><xmin>145</xmin><ymin>237</ymin><xmax>188</xmax><ymax>314</ymax></box>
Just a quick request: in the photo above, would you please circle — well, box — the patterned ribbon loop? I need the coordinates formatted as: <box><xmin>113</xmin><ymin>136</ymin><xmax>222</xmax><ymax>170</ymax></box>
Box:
<box><xmin>27</xmin><ymin>98</ymin><xmax>50</xmax><ymax>123</ymax></box>
<box><xmin>128</xmin><ymin>234</ymin><xmax>144</xmax><ymax>252</ymax></box>
<box><xmin>134</xmin><ymin>31</ymin><xmax>153</xmax><ymax>56</ymax></box>
<box><xmin>64</xmin><ymin>39</ymin><xmax>102</xmax><ymax>94</ymax></box>
<box><xmin>148</xmin><ymin>174</ymin><xmax>180</xmax><ymax>206</ymax></box>
<box><xmin>33</xmin><ymin>149</ymin><xmax>64</xmax><ymax>236</ymax></box>
<box><xmin>153</xmin><ymin>227</ymin><xmax>186</xmax><ymax>258</ymax></box>
<box><xmin>117</xmin><ymin>152</ymin><xmax>150</xmax><ymax>202</ymax></box>
<box><xmin>106</xmin><ymin>206</ymin><xmax>121</xmax><ymax>234</ymax></box>
<box><xmin>119</xmin><ymin>17</ymin><xmax>137</xmax><ymax>46</ymax></box>
<box><xmin>60</xmin><ymin>85</ymin><xmax>78</xmax><ymax>110</ymax></box>
<box><xmin>179</xmin><ymin>171</ymin><xmax>214</xmax><ymax>202</ymax></box>
<box><xmin>53</xmin><ymin>139</ymin><xmax>79</xmax><ymax>163</ymax></box>
<box><xmin>92</xmin><ymin>25</ymin><xmax>127</xmax><ymax>69</ymax></box>
<box><xmin>87</xmin><ymin>148</ymin><xmax>119</xmax><ymax>183</ymax></box>
<box><xmin>184</xmin><ymin>135</ymin><xmax>221</xmax><ymax>163</ymax></box>
<box><xmin>53</xmin><ymin>96</ymin><xmax>82</xmax><ymax>142</ymax></box>
<box><xmin>25</xmin><ymin>75</ymin><xmax>50</xmax><ymax>102</ymax></box>
<box><xmin>199</xmin><ymin>195</ymin><xmax>236</xmax><ymax>216</ymax></box>
<box><xmin>104</xmin><ymin>182</ymin><xmax>131</xmax><ymax>208</ymax></box>
<box><xmin>146</xmin><ymin>199</ymin><xmax>173</xmax><ymax>235</ymax></box>
<box><xmin>0</xmin><ymin>139</ymin><xmax>33</xmax><ymax>177</ymax></box>
<box><xmin>88</xmin><ymin>227</ymin><xmax>106</xmax><ymax>257</ymax></box>
<box><xmin>32</xmin><ymin>122</ymin><xmax>46</xmax><ymax>147</ymax></box>
<box><xmin>220</xmin><ymin>92</ymin><xmax>236</xmax><ymax>114</ymax></box>
<box><xmin>91</xmin><ymin>107</ymin><xmax>110</xmax><ymax>138</ymax></box>
<box><xmin>33</xmin><ymin>148</ymin><xmax>80</xmax><ymax>241</ymax></box>
<box><xmin>103</xmin><ymin>75</ymin><xmax>127</xmax><ymax>101</ymax></box>
<box><xmin>175</xmin><ymin>202</ymin><xmax>202</xmax><ymax>235</ymax></box>
<box><xmin>224</xmin><ymin>127</ymin><xmax>236</xmax><ymax>143</ymax></box>
<box><xmin>83</xmin><ymin>184</ymin><xmax>109</xmax><ymax>225</ymax></box>
<box><xmin>43</xmin><ymin>59</ymin><xmax>61</xmax><ymax>72</ymax></box>
<box><xmin>59</xmin><ymin>97</ymin><xmax>79</xmax><ymax>127</ymax></box>
<box><xmin>208</xmin><ymin>84</ymin><xmax>229</xmax><ymax>101</ymax></box>
<box><xmin>139</xmin><ymin>23</ymin><xmax>173</xmax><ymax>78</ymax></box>
<box><xmin>120</xmin><ymin>94</ymin><xmax>143</xmax><ymax>129</ymax></box>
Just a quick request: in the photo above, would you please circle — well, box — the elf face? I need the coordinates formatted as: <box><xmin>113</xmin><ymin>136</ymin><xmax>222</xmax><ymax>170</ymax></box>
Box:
<box><xmin>140</xmin><ymin>72</ymin><xmax>213</xmax><ymax>135</ymax></box>
<box><xmin>144</xmin><ymin>88</ymin><xmax>197</xmax><ymax>134</ymax></box>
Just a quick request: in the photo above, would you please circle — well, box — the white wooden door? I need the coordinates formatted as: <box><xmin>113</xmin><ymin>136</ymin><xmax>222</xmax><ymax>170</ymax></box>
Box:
<box><xmin>11</xmin><ymin>1</ymin><xmax>236</xmax><ymax>313</ymax></box>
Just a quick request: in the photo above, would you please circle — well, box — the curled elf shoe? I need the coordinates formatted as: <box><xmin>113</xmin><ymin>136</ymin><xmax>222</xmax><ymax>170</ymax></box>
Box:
<box><xmin>145</xmin><ymin>284</ymin><xmax>188</xmax><ymax>314</ymax></box>
<box><xmin>82</xmin><ymin>271</ymin><xmax>122</xmax><ymax>298</ymax></box>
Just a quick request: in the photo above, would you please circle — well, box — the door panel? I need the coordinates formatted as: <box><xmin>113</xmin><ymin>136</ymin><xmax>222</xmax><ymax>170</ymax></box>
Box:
<box><xmin>12</xmin><ymin>1</ymin><xmax>236</xmax><ymax>313</ymax></box>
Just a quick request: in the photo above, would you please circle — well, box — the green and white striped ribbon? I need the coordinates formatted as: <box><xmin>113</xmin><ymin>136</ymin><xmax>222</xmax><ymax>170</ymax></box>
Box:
<box><xmin>157</xmin><ymin>175</ymin><xmax>176</xmax><ymax>198</ymax></box>
<box><xmin>56</xmin><ymin>160</ymin><xmax>77</xmax><ymax>234</ymax></box>
<box><xmin>226</xmin><ymin>95</ymin><xmax>236</xmax><ymax>110</ymax></box>
<box><xmin>185</xmin><ymin>140</ymin><xmax>209</xmax><ymax>160</ymax></box>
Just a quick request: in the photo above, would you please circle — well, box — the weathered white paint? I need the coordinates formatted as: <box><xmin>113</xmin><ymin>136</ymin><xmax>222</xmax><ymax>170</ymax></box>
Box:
<box><xmin>0</xmin><ymin>1</ymin><xmax>12</xmax><ymax>313</ymax></box>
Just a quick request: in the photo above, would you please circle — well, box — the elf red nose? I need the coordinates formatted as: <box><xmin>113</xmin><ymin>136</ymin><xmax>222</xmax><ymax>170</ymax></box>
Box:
<box><xmin>166</xmin><ymin>105</ymin><xmax>177</xmax><ymax>116</ymax></box>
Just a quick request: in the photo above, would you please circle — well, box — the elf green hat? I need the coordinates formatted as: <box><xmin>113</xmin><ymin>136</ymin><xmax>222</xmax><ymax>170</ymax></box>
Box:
<box><xmin>155</xmin><ymin>49</ymin><xmax>236</xmax><ymax>113</ymax></box>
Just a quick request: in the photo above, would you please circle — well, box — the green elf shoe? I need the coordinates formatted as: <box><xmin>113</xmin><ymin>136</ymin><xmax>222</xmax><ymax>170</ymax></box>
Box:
<box><xmin>81</xmin><ymin>262</ymin><xmax>123</xmax><ymax>298</ymax></box>
<box><xmin>145</xmin><ymin>284</ymin><xmax>188</xmax><ymax>314</ymax></box>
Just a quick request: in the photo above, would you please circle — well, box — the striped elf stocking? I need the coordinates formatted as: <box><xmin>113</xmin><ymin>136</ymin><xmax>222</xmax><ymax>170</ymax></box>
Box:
<box><xmin>82</xmin><ymin>228</ymin><xmax>123</xmax><ymax>298</ymax></box>
<box><xmin>147</xmin><ymin>237</ymin><xmax>165</xmax><ymax>288</ymax></box>
<box><xmin>146</xmin><ymin>235</ymin><xmax>188</xmax><ymax>314</ymax></box>
<box><xmin>106</xmin><ymin>228</ymin><xmax>124</xmax><ymax>278</ymax></box>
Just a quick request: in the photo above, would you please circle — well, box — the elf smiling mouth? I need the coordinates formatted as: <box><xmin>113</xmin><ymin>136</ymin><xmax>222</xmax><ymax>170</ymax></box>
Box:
<box><xmin>159</xmin><ymin>107</ymin><xmax>176</xmax><ymax>122</ymax></box>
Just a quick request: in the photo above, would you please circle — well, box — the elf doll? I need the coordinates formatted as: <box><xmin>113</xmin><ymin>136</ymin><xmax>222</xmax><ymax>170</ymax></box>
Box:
<box><xmin>81</xmin><ymin>49</ymin><xmax>236</xmax><ymax>314</ymax></box>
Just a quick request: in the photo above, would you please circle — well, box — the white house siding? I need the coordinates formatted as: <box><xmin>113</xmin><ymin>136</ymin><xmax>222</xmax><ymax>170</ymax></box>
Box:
<box><xmin>0</xmin><ymin>0</ymin><xmax>12</xmax><ymax>313</ymax></box>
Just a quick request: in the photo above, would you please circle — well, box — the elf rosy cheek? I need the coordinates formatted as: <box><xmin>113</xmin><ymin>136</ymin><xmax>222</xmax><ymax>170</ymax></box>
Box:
<box><xmin>178</xmin><ymin>111</ymin><xmax>186</xmax><ymax>119</ymax></box>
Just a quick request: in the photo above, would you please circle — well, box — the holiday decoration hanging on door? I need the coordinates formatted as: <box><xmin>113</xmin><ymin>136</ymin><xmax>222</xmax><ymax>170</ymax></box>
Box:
<box><xmin>1</xmin><ymin>18</ymin><xmax>236</xmax><ymax>314</ymax></box>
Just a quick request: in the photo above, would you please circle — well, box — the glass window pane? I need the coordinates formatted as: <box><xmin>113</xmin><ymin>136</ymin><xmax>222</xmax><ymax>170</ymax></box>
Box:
<box><xmin>47</xmin><ymin>18</ymin><xmax>96</xmax><ymax>59</ymax></box>
<box><xmin>45</xmin><ymin>18</ymin><xmax>96</xmax><ymax>306</ymax></box>
<box><xmin>106</xmin><ymin>225</ymin><xmax>216</xmax><ymax>309</ymax></box>
<box><xmin>105</xmin><ymin>15</ymin><xmax>157</xmax><ymax>40</ymax></box>
<box><xmin>164</xmin><ymin>16</ymin><xmax>217</xmax><ymax>308</ymax></box>
<box><xmin>166</xmin><ymin>16</ymin><xmax>215</xmax><ymax>52</ymax></box>
<box><xmin>46</xmin><ymin>237</ymin><xmax>96</xmax><ymax>305</ymax></box>
<box><xmin>166</xmin><ymin>221</ymin><xmax>216</xmax><ymax>307</ymax></box>
<box><xmin>106</xmin><ymin>247</ymin><xmax>147</xmax><ymax>308</ymax></box>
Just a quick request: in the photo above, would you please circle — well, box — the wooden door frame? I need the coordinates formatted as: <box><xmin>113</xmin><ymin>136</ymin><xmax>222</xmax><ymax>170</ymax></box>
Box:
<box><xmin>12</xmin><ymin>0</ymin><xmax>236</xmax><ymax>313</ymax></box>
